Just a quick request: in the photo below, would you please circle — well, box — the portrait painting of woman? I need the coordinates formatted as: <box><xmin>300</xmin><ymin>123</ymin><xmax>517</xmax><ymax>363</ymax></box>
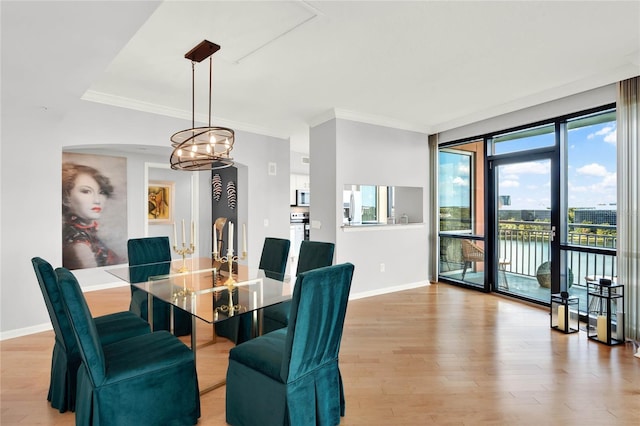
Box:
<box><xmin>61</xmin><ymin>153</ymin><xmax>127</xmax><ymax>269</ymax></box>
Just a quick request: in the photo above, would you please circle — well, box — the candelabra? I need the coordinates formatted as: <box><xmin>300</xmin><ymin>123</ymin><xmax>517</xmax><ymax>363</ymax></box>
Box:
<box><xmin>173</xmin><ymin>242</ymin><xmax>195</xmax><ymax>273</ymax></box>
<box><xmin>213</xmin><ymin>247</ymin><xmax>247</xmax><ymax>316</ymax></box>
<box><xmin>173</xmin><ymin>287</ymin><xmax>195</xmax><ymax>300</ymax></box>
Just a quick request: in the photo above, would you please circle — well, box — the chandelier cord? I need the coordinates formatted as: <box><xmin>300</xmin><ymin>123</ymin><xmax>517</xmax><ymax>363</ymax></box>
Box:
<box><xmin>191</xmin><ymin>61</ymin><xmax>195</xmax><ymax>130</ymax></box>
<box><xmin>209</xmin><ymin>56</ymin><xmax>212</xmax><ymax>128</ymax></box>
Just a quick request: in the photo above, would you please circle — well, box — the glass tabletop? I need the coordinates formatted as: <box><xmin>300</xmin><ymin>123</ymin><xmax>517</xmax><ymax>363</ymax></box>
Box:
<box><xmin>107</xmin><ymin>258</ymin><xmax>292</xmax><ymax>325</ymax></box>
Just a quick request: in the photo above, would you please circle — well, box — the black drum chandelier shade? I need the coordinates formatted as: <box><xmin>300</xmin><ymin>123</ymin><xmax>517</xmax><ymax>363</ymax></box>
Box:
<box><xmin>170</xmin><ymin>40</ymin><xmax>235</xmax><ymax>171</ymax></box>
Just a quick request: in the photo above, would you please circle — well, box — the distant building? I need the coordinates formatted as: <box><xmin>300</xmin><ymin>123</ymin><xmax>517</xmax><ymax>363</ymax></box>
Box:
<box><xmin>498</xmin><ymin>208</ymin><xmax>617</xmax><ymax>226</ymax></box>
<box><xmin>574</xmin><ymin>208</ymin><xmax>617</xmax><ymax>226</ymax></box>
<box><xmin>499</xmin><ymin>209</ymin><xmax>551</xmax><ymax>221</ymax></box>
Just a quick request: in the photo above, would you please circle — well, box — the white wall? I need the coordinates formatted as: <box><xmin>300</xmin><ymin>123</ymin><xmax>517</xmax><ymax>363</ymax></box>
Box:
<box><xmin>309</xmin><ymin>120</ymin><xmax>338</xmax><ymax>244</ymax></box>
<box><xmin>0</xmin><ymin>99</ymin><xmax>290</xmax><ymax>338</ymax></box>
<box><xmin>310</xmin><ymin>118</ymin><xmax>430</xmax><ymax>297</ymax></box>
<box><xmin>1</xmin><ymin>0</ymin><xmax>162</xmax><ymax>337</ymax></box>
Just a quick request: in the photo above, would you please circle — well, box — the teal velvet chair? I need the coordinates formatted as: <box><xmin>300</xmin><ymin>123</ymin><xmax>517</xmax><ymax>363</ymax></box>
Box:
<box><xmin>31</xmin><ymin>257</ymin><xmax>150</xmax><ymax>413</ymax></box>
<box><xmin>127</xmin><ymin>237</ymin><xmax>192</xmax><ymax>336</ymax></box>
<box><xmin>226</xmin><ymin>263</ymin><xmax>354</xmax><ymax>426</ymax></box>
<box><xmin>262</xmin><ymin>240</ymin><xmax>335</xmax><ymax>334</ymax></box>
<box><xmin>55</xmin><ymin>266</ymin><xmax>200</xmax><ymax>426</ymax></box>
<box><xmin>216</xmin><ymin>237</ymin><xmax>290</xmax><ymax>344</ymax></box>
<box><xmin>258</xmin><ymin>237</ymin><xmax>291</xmax><ymax>280</ymax></box>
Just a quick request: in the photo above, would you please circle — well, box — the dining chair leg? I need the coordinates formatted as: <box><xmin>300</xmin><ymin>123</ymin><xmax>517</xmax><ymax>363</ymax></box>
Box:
<box><xmin>148</xmin><ymin>293</ymin><xmax>154</xmax><ymax>331</ymax></box>
<box><xmin>191</xmin><ymin>316</ymin><xmax>197</xmax><ymax>364</ymax></box>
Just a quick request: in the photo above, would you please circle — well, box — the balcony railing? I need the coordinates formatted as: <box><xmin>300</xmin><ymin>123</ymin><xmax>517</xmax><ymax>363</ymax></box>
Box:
<box><xmin>499</xmin><ymin>221</ymin><xmax>616</xmax><ymax>285</ymax></box>
<box><xmin>441</xmin><ymin>221</ymin><xmax>617</xmax><ymax>288</ymax></box>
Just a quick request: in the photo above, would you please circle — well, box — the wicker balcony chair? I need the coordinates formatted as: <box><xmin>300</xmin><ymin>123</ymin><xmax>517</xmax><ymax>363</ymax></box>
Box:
<box><xmin>461</xmin><ymin>239</ymin><xmax>484</xmax><ymax>280</ymax></box>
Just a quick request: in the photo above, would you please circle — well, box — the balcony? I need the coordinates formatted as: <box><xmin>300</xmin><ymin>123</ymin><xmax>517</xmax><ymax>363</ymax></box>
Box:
<box><xmin>439</xmin><ymin>221</ymin><xmax>617</xmax><ymax>310</ymax></box>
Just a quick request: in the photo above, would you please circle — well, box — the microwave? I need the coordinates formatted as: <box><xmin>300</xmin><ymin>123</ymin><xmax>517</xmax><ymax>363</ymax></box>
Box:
<box><xmin>296</xmin><ymin>190</ymin><xmax>310</xmax><ymax>206</ymax></box>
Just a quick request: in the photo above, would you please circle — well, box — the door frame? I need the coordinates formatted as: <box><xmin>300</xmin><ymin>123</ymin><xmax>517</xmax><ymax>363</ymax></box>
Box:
<box><xmin>487</xmin><ymin>143</ymin><xmax>562</xmax><ymax>297</ymax></box>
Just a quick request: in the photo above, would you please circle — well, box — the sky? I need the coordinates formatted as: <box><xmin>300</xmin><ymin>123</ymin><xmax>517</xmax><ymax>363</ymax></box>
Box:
<box><xmin>439</xmin><ymin>115</ymin><xmax>617</xmax><ymax>211</ymax></box>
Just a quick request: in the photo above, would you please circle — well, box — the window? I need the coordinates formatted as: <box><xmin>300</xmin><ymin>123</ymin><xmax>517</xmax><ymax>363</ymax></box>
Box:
<box><xmin>492</xmin><ymin>124</ymin><xmax>555</xmax><ymax>155</ymax></box>
<box><xmin>439</xmin><ymin>149</ymin><xmax>473</xmax><ymax>233</ymax></box>
<box><xmin>438</xmin><ymin>104</ymin><xmax>616</xmax><ymax>306</ymax></box>
<box><xmin>564</xmin><ymin>108</ymin><xmax>617</xmax><ymax>296</ymax></box>
<box><xmin>361</xmin><ymin>185</ymin><xmax>378</xmax><ymax>223</ymax></box>
<box><xmin>438</xmin><ymin>140</ymin><xmax>485</xmax><ymax>288</ymax></box>
<box><xmin>343</xmin><ymin>185</ymin><xmax>423</xmax><ymax>226</ymax></box>
<box><xmin>565</xmin><ymin>109</ymin><xmax>617</xmax><ymax>247</ymax></box>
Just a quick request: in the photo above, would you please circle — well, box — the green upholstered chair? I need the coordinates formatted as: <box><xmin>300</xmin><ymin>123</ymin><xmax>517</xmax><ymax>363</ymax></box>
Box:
<box><xmin>127</xmin><ymin>237</ymin><xmax>192</xmax><ymax>336</ymax></box>
<box><xmin>55</xmin><ymin>267</ymin><xmax>200</xmax><ymax>426</ymax></box>
<box><xmin>226</xmin><ymin>263</ymin><xmax>354</xmax><ymax>426</ymax></box>
<box><xmin>216</xmin><ymin>237</ymin><xmax>290</xmax><ymax>344</ymax></box>
<box><xmin>258</xmin><ymin>237</ymin><xmax>291</xmax><ymax>280</ymax></box>
<box><xmin>31</xmin><ymin>257</ymin><xmax>150</xmax><ymax>413</ymax></box>
<box><xmin>262</xmin><ymin>240</ymin><xmax>335</xmax><ymax>334</ymax></box>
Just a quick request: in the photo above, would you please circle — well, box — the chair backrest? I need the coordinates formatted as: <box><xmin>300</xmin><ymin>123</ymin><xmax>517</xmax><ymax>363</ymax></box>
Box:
<box><xmin>296</xmin><ymin>240</ymin><xmax>335</xmax><ymax>275</ymax></box>
<box><xmin>127</xmin><ymin>237</ymin><xmax>172</xmax><ymax>284</ymax></box>
<box><xmin>280</xmin><ymin>263</ymin><xmax>354</xmax><ymax>383</ymax></box>
<box><xmin>55</xmin><ymin>267</ymin><xmax>107</xmax><ymax>386</ymax></box>
<box><xmin>31</xmin><ymin>257</ymin><xmax>79</xmax><ymax>355</ymax></box>
<box><xmin>258</xmin><ymin>237</ymin><xmax>290</xmax><ymax>279</ymax></box>
<box><xmin>462</xmin><ymin>239</ymin><xmax>484</xmax><ymax>262</ymax></box>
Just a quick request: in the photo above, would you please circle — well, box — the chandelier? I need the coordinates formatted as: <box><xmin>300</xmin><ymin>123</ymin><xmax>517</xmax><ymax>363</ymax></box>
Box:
<box><xmin>170</xmin><ymin>40</ymin><xmax>235</xmax><ymax>170</ymax></box>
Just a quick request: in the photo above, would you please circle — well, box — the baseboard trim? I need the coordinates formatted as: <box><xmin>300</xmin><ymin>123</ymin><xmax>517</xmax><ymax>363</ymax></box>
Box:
<box><xmin>2</xmin><ymin>281</ymin><xmax>428</xmax><ymax>340</ymax></box>
<box><xmin>350</xmin><ymin>280</ymin><xmax>430</xmax><ymax>300</ymax></box>
<box><xmin>1</xmin><ymin>323</ymin><xmax>53</xmax><ymax>341</ymax></box>
<box><xmin>1</xmin><ymin>281</ymin><xmax>128</xmax><ymax>341</ymax></box>
<box><xmin>82</xmin><ymin>281</ymin><xmax>129</xmax><ymax>292</ymax></box>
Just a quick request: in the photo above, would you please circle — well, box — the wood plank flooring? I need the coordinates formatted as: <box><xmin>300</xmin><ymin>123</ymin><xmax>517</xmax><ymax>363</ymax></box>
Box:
<box><xmin>2</xmin><ymin>282</ymin><xmax>639</xmax><ymax>425</ymax></box>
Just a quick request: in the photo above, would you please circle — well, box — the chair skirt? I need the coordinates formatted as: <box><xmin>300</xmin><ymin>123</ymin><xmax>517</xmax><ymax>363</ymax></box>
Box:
<box><xmin>47</xmin><ymin>311</ymin><xmax>150</xmax><ymax>413</ymax></box>
<box><xmin>227</xmin><ymin>358</ymin><xmax>343</xmax><ymax>426</ymax></box>
<box><xmin>74</xmin><ymin>332</ymin><xmax>200</xmax><ymax>426</ymax></box>
<box><xmin>48</xmin><ymin>339</ymin><xmax>79</xmax><ymax>413</ymax></box>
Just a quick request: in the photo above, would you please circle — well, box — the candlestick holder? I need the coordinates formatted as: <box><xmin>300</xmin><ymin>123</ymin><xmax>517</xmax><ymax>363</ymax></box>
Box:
<box><xmin>213</xmin><ymin>248</ymin><xmax>247</xmax><ymax>316</ymax></box>
<box><xmin>172</xmin><ymin>286</ymin><xmax>196</xmax><ymax>300</ymax></box>
<box><xmin>172</xmin><ymin>276</ymin><xmax>195</xmax><ymax>304</ymax></box>
<box><xmin>173</xmin><ymin>243</ymin><xmax>195</xmax><ymax>273</ymax></box>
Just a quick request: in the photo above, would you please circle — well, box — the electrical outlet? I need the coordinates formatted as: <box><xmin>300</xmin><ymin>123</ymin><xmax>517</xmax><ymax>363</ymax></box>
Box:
<box><xmin>380</xmin><ymin>263</ymin><xmax>385</xmax><ymax>272</ymax></box>
<box><xmin>264</xmin><ymin>219</ymin><xmax>269</xmax><ymax>227</ymax></box>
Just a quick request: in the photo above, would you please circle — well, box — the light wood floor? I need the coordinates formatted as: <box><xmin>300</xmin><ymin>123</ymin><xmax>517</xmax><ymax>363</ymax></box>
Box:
<box><xmin>2</xmin><ymin>283</ymin><xmax>639</xmax><ymax>425</ymax></box>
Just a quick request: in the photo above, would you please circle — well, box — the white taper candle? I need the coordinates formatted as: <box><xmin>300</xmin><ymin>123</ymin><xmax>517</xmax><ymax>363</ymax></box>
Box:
<box><xmin>173</xmin><ymin>223</ymin><xmax>177</xmax><ymax>246</ymax></box>
<box><xmin>243</xmin><ymin>223</ymin><xmax>247</xmax><ymax>253</ymax></box>
<box><xmin>213</xmin><ymin>225</ymin><xmax>218</xmax><ymax>254</ymax></box>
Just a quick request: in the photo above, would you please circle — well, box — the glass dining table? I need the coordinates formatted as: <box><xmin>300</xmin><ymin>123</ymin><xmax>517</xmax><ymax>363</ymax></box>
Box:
<box><xmin>107</xmin><ymin>257</ymin><xmax>293</xmax><ymax>392</ymax></box>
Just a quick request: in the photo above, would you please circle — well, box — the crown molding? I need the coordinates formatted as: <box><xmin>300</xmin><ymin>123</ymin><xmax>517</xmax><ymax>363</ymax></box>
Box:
<box><xmin>309</xmin><ymin>108</ymin><xmax>430</xmax><ymax>134</ymax></box>
<box><xmin>81</xmin><ymin>90</ymin><xmax>288</xmax><ymax>140</ymax></box>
